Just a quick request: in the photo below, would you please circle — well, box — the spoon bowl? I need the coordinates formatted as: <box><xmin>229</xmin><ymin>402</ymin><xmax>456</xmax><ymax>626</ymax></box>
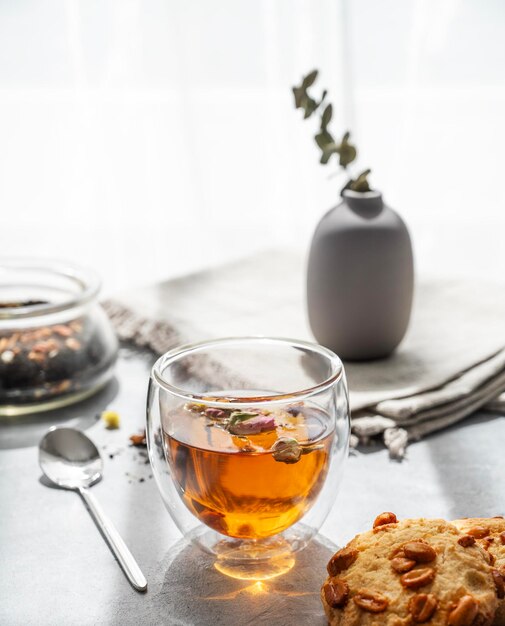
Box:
<box><xmin>39</xmin><ymin>427</ymin><xmax>103</xmax><ymax>489</ymax></box>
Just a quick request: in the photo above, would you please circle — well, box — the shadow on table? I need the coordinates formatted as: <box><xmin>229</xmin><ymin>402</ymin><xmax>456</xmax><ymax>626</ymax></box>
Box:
<box><xmin>114</xmin><ymin>536</ymin><xmax>335</xmax><ymax>625</ymax></box>
<box><xmin>424</xmin><ymin>410</ymin><xmax>505</xmax><ymax>520</ymax></box>
<box><xmin>0</xmin><ymin>377</ymin><xmax>119</xmax><ymax>450</ymax></box>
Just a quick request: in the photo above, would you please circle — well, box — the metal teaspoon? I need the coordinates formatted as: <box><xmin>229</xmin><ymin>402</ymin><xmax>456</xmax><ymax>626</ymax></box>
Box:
<box><xmin>39</xmin><ymin>426</ymin><xmax>147</xmax><ymax>592</ymax></box>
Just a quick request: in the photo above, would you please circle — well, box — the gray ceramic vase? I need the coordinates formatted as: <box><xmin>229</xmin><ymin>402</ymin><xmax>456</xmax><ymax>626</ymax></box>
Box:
<box><xmin>307</xmin><ymin>189</ymin><xmax>414</xmax><ymax>361</ymax></box>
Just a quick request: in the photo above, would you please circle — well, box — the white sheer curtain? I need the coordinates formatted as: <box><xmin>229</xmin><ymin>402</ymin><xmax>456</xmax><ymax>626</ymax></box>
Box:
<box><xmin>0</xmin><ymin>0</ymin><xmax>350</xmax><ymax>294</ymax></box>
<box><xmin>1</xmin><ymin>0</ymin><xmax>504</xmax><ymax>295</ymax></box>
<box><xmin>348</xmin><ymin>0</ymin><xmax>505</xmax><ymax>281</ymax></box>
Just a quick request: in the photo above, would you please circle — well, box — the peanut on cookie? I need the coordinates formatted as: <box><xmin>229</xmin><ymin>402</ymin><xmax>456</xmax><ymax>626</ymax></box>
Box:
<box><xmin>453</xmin><ymin>517</ymin><xmax>505</xmax><ymax>626</ymax></box>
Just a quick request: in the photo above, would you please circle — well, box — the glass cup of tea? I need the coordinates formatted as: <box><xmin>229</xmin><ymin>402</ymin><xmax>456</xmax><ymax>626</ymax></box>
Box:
<box><xmin>146</xmin><ymin>337</ymin><xmax>350</xmax><ymax>580</ymax></box>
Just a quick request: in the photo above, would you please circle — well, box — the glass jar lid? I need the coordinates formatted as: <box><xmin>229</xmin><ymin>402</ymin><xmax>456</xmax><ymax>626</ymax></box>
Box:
<box><xmin>0</xmin><ymin>258</ymin><xmax>101</xmax><ymax>321</ymax></box>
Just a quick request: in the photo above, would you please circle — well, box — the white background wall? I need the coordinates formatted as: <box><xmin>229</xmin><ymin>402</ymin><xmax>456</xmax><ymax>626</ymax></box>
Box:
<box><xmin>1</xmin><ymin>0</ymin><xmax>504</xmax><ymax>295</ymax></box>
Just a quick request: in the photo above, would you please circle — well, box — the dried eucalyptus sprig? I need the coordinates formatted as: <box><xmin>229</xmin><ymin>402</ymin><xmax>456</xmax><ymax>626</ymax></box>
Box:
<box><xmin>292</xmin><ymin>70</ymin><xmax>327</xmax><ymax>118</ymax></box>
<box><xmin>293</xmin><ymin>69</ymin><xmax>371</xmax><ymax>193</ymax></box>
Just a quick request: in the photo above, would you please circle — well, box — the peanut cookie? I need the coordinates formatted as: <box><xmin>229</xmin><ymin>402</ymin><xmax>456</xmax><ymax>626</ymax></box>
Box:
<box><xmin>321</xmin><ymin>514</ymin><xmax>498</xmax><ymax>625</ymax></box>
<box><xmin>453</xmin><ymin>517</ymin><xmax>505</xmax><ymax>625</ymax></box>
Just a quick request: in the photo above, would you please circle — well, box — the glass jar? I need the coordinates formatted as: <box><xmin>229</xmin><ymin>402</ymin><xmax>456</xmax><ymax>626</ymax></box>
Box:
<box><xmin>146</xmin><ymin>337</ymin><xmax>349</xmax><ymax>580</ymax></box>
<box><xmin>0</xmin><ymin>259</ymin><xmax>118</xmax><ymax>416</ymax></box>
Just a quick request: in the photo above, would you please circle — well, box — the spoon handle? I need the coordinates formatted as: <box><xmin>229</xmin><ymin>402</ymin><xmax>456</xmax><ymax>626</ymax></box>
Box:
<box><xmin>79</xmin><ymin>487</ymin><xmax>147</xmax><ymax>592</ymax></box>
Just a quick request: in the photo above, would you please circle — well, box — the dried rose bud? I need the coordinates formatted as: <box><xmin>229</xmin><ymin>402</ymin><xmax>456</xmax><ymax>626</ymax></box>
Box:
<box><xmin>204</xmin><ymin>408</ymin><xmax>226</xmax><ymax>420</ymax></box>
<box><xmin>271</xmin><ymin>437</ymin><xmax>302</xmax><ymax>464</ymax></box>
<box><xmin>286</xmin><ymin>406</ymin><xmax>301</xmax><ymax>417</ymax></box>
<box><xmin>228</xmin><ymin>414</ymin><xmax>276</xmax><ymax>436</ymax></box>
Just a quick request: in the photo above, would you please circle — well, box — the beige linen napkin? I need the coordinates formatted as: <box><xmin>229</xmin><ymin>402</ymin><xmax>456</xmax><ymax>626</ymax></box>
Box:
<box><xmin>104</xmin><ymin>250</ymin><xmax>505</xmax><ymax>457</ymax></box>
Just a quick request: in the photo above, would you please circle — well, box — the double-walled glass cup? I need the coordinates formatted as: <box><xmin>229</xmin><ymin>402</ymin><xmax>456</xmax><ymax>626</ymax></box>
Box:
<box><xmin>147</xmin><ymin>337</ymin><xmax>349</xmax><ymax>580</ymax></box>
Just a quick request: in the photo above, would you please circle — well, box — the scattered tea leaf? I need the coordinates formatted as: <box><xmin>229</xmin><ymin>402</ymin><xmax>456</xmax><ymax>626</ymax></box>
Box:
<box><xmin>129</xmin><ymin>431</ymin><xmax>147</xmax><ymax>447</ymax></box>
<box><xmin>301</xmin><ymin>444</ymin><xmax>324</xmax><ymax>455</ymax></box>
<box><xmin>228</xmin><ymin>411</ymin><xmax>259</xmax><ymax>428</ymax></box>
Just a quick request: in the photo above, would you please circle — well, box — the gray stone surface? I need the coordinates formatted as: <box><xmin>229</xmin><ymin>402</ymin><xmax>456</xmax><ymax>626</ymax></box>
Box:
<box><xmin>1</xmin><ymin>348</ymin><xmax>504</xmax><ymax>625</ymax></box>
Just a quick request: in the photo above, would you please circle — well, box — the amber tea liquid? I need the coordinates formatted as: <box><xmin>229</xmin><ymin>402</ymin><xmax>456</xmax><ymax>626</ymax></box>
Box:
<box><xmin>162</xmin><ymin>401</ymin><xmax>334</xmax><ymax>539</ymax></box>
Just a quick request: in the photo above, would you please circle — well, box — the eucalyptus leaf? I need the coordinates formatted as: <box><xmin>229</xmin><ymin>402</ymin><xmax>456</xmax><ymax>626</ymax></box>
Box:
<box><xmin>315</xmin><ymin>130</ymin><xmax>334</xmax><ymax>150</ymax></box>
<box><xmin>339</xmin><ymin>144</ymin><xmax>357</xmax><ymax>167</ymax></box>
<box><xmin>320</xmin><ymin>146</ymin><xmax>338</xmax><ymax>165</ymax></box>
<box><xmin>292</xmin><ymin>83</ymin><xmax>319</xmax><ymax>119</ymax></box>
<box><xmin>350</xmin><ymin>169</ymin><xmax>372</xmax><ymax>192</ymax></box>
<box><xmin>302</xmin><ymin>69</ymin><xmax>318</xmax><ymax>88</ymax></box>
<box><xmin>321</xmin><ymin>103</ymin><xmax>332</xmax><ymax>129</ymax></box>
<box><xmin>337</xmin><ymin>132</ymin><xmax>357</xmax><ymax>168</ymax></box>
<box><xmin>320</xmin><ymin>151</ymin><xmax>333</xmax><ymax>165</ymax></box>
<box><xmin>341</xmin><ymin>169</ymin><xmax>372</xmax><ymax>194</ymax></box>
<box><xmin>292</xmin><ymin>86</ymin><xmax>306</xmax><ymax>109</ymax></box>
<box><xmin>303</xmin><ymin>96</ymin><xmax>319</xmax><ymax>118</ymax></box>
<box><xmin>316</xmin><ymin>130</ymin><xmax>338</xmax><ymax>164</ymax></box>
